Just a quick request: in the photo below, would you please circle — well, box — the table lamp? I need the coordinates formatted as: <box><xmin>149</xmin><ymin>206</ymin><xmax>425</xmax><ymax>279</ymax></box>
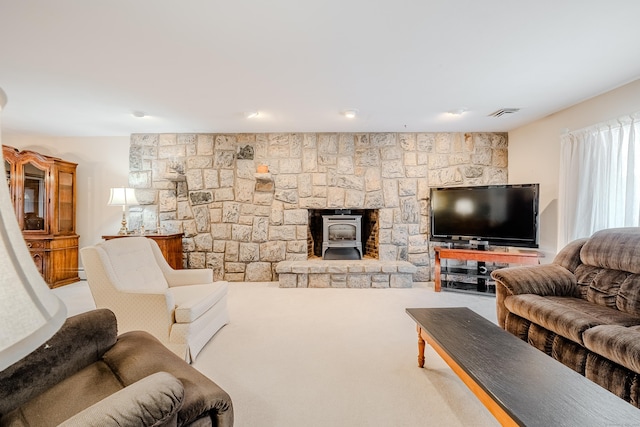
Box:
<box><xmin>0</xmin><ymin>87</ymin><xmax>68</xmax><ymax>371</ymax></box>
<box><xmin>107</xmin><ymin>187</ymin><xmax>139</xmax><ymax>235</ymax></box>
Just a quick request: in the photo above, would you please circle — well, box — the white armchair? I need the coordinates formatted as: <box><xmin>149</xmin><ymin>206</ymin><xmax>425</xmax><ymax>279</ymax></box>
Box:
<box><xmin>80</xmin><ymin>236</ymin><xmax>229</xmax><ymax>363</ymax></box>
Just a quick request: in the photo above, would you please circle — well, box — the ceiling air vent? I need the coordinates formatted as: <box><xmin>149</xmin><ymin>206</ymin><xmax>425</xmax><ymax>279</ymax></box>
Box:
<box><xmin>488</xmin><ymin>108</ymin><xmax>520</xmax><ymax>117</ymax></box>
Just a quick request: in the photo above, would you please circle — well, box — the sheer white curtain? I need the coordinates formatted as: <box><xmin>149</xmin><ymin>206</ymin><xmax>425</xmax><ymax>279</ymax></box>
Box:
<box><xmin>558</xmin><ymin>113</ymin><xmax>640</xmax><ymax>248</ymax></box>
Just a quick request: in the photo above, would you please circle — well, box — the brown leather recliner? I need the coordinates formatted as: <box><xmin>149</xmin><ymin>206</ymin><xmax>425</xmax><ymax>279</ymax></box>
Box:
<box><xmin>0</xmin><ymin>309</ymin><xmax>233</xmax><ymax>426</ymax></box>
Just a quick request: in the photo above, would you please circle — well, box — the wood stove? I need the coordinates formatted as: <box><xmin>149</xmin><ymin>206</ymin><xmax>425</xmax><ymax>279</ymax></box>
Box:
<box><xmin>322</xmin><ymin>214</ymin><xmax>362</xmax><ymax>259</ymax></box>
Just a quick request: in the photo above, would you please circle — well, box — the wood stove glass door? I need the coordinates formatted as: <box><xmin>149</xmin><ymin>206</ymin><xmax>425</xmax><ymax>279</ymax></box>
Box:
<box><xmin>328</xmin><ymin>223</ymin><xmax>356</xmax><ymax>241</ymax></box>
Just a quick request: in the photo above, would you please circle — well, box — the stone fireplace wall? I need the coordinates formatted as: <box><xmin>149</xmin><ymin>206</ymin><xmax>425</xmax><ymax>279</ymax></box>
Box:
<box><xmin>128</xmin><ymin>132</ymin><xmax>508</xmax><ymax>282</ymax></box>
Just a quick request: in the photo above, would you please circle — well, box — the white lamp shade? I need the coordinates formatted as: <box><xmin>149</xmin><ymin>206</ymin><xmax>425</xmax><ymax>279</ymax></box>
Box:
<box><xmin>0</xmin><ymin>87</ymin><xmax>68</xmax><ymax>371</ymax></box>
<box><xmin>107</xmin><ymin>187</ymin><xmax>139</xmax><ymax>206</ymax></box>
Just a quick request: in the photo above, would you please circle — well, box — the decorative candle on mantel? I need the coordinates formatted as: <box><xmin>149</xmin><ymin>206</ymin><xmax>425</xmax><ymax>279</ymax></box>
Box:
<box><xmin>257</xmin><ymin>164</ymin><xmax>269</xmax><ymax>173</ymax></box>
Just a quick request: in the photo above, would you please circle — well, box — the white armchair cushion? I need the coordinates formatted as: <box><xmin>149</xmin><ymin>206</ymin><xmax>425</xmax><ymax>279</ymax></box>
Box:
<box><xmin>170</xmin><ymin>281</ymin><xmax>228</xmax><ymax>323</ymax></box>
<box><xmin>100</xmin><ymin>237</ymin><xmax>168</xmax><ymax>292</ymax></box>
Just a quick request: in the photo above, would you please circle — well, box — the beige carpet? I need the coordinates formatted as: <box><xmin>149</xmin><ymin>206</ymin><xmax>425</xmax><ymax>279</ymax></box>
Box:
<box><xmin>55</xmin><ymin>281</ymin><xmax>501</xmax><ymax>427</ymax></box>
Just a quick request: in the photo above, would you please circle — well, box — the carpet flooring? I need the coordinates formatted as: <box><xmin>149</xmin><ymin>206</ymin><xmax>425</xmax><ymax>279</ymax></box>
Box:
<box><xmin>55</xmin><ymin>281</ymin><xmax>501</xmax><ymax>427</ymax></box>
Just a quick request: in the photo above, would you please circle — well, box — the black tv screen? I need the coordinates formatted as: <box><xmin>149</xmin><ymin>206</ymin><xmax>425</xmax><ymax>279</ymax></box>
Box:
<box><xmin>430</xmin><ymin>184</ymin><xmax>539</xmax><ymax>248</ymax></box>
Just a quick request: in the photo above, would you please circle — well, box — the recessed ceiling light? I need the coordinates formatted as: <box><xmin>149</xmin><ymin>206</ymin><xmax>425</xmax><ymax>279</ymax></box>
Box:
<box><xmin>132</xmin><ymin>111</ymin><xmax>146</xmax><ymax>118</ymax></box>
<box><xmin>245</xmin><ymin>111</ymin><xmax>260</xmax><ymax>119</ymax></box>
<box><xmin>447</xmin><ymin>108</ymin><xmax>467</xmax><ymax>116</ymax></box>
<box><xmin>342</xmin><ymin>109</ymin><xmax>358</xmax><ymax>119</ymax></box>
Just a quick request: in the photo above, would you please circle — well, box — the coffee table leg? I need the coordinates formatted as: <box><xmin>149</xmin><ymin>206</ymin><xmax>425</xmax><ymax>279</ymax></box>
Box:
<box><xmin>417</xmin><ymin>325</ymin><xmax>425</xmax><ymax>367</ymax></box>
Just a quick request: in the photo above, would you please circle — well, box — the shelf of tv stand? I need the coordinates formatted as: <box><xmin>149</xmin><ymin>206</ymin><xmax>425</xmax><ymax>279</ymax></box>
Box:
<box><xmin>433</xmin><ymin>246</ymin><xmax>543</xmax><ymax>293</ymax></box>
<box><xmin>441</xmin><ymin>266</ymin><xmax>498</xmax><ymax>279</ymax></box>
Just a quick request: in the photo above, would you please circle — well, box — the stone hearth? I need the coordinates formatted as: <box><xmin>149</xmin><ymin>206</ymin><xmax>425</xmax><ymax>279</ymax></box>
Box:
<box><xmin>276</xmin><ymin>259</ymin><xmax>417</xmax><ymax>288</ymax></box>
<box><xmin>128</xmin><ymin>132</ymin><xmax>508</xmax><ymax>284</ymax></box>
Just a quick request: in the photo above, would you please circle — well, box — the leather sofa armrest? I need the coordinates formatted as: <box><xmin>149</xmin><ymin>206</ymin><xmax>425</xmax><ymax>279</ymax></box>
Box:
<box><xmin>491</xmin><ymin>264</ymin><xmax>578</xmax><ymax>328</ymax></box>
<box><xmin>0</xmin><ymin>309</ymin><xmax>118</xmax><ymax>416</ymax></box>
<box><xmin>59</xmin><ymin>372</ymin><xmax>184</xmax><ymax>427</ymax></box>
<box><xmin>103</xmin><ymin>331</ymin><xmax>234</xmax><ymax>427</ymax></box>
<box><xmin>491</xmin><ymin>264</ymin><xmax>577</xmax><ymax>296</ymax></box>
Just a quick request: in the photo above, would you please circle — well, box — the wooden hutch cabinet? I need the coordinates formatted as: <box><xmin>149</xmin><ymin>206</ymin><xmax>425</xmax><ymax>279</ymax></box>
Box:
<box><xmin>3</xmin><ymin>145</ymin><xmax>79</xmax><ymax>288</ymax></box>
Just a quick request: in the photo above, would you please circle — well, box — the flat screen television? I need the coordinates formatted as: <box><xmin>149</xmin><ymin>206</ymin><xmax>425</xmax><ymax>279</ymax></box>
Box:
<box><xmin>429</xmin><ymin>184</ymin><xmax>540</xmax><ymax>248</ymax></box>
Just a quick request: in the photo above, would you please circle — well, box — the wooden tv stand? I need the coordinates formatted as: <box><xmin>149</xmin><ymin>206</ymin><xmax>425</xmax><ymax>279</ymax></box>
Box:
<box><xmin>433</xmin><ymin>246</ymin><xmax>542</xmax><ymax>292</ymax></box>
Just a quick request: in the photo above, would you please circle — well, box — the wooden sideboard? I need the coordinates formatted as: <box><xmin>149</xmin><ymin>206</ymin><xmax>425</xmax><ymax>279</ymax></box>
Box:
<box><xmin>102</xmin><ymin>233</ymin><xmax>184</xmax><ymax>270</ymax></box>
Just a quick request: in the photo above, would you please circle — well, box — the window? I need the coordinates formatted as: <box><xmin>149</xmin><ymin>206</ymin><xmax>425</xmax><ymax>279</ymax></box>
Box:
<box><xmin>558</xmin><ymin>113</ymin><xmax>640</xmax><ymax>248</ymax></box>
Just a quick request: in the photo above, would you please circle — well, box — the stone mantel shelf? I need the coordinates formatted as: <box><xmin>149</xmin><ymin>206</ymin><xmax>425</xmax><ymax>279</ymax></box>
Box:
<box><xmin>165</xmin><ymin>174</ymin><xmax>186</xmax><ymax>182</ymax></box>
<box><xmin>254</xmin><ymin>172</ymin><xmax>273</xmax><ymax>182</ymax></box>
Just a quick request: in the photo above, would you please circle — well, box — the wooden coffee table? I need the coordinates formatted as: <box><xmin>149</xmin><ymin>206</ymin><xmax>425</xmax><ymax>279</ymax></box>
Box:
<box><xmin>406</xmin><ymin>307</ymin><xmax>640</xmax><ymax>427</ymax></box>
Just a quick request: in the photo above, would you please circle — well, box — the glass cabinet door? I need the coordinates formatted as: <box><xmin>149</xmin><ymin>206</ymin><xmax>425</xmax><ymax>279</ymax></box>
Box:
<box><xmin>22</xmin><ymin>162</ymin><xmax>47</xmax><ymax>231</ymax></box>
<box><xmin>57</xmin><ymin>170</ymin><xmax>74</xmax><ymax>233</ymax></box>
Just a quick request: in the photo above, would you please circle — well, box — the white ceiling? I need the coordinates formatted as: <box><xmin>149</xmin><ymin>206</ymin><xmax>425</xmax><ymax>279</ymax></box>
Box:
<box><xmin>1</xmin><ymin>1</ymin><xmax>640</xmax><ymax>137</ymax></box>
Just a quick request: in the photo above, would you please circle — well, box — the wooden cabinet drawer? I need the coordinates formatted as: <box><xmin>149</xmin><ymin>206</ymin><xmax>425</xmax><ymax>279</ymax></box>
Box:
<box><xmin>26</xmin><ymin>240</ymin><xmax>46</xmax><ymax>249</ymax></box>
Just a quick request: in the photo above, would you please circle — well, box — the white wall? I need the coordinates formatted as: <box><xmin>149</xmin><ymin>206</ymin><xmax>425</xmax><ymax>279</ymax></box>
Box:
<box><xmin>2</xmin><ymin>135</ymin><xmax>130</xmax><ymax>271</ymax></box>
<box><xmin>508</xmin><ymin>78</ymin><xmax>640</xmax><ymax>260</ymax></box>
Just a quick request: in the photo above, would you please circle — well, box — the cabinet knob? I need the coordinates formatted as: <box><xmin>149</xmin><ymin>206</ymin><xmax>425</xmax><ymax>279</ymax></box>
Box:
<box><xmin>26</xmin><ymin>242</ymin><xmax>32</xmax><ymax>248</ymax></box>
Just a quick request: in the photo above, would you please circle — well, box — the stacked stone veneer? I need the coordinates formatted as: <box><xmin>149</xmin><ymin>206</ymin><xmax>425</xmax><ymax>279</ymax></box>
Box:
<box><xmin>128</xmin><ymin>132</ymin><xmax>508</xmax><ymax>282</ymax></box>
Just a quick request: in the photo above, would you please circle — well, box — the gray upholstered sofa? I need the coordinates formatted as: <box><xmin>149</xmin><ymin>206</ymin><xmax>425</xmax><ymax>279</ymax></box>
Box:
<box><xmin>0</xmin><ymin>309</ymin><xmax>233</xmax><ymax>426</ymax></box>
<box><xmin>492</xmin><ymin>227</ymin><xmax>640</xmax><ymax>407</ymax></box>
